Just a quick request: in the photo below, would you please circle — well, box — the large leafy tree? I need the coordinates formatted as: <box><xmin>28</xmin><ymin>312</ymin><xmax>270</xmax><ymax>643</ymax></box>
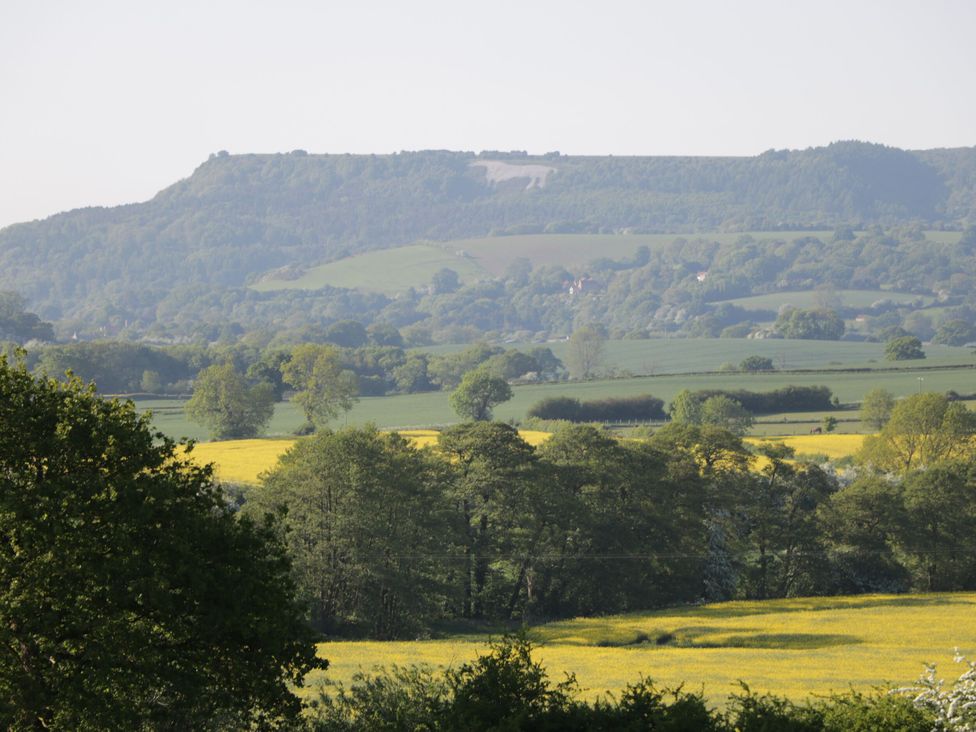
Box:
<box><xmin>185</xmin><ymin>362</ymin><xmax>275</xmax><ymax>438</ymax></box>
<box><xmin>449</xmin><ymin>368</ymin><xmax>513</xmax><ymax>421</ymax></box>
<box><xmin>885</xmin><ymin>335</ymin><xmax>926</xmax><ymax>361</ymax></box>
<box><xmin>0</xmin><ymin>357</ymin><xmax>323</xmax><ymax>730</ymax></box>
<box><xmin>280</xmin><ymin>344</ymin><xmax>359</xmax><ymax>428</ymax></box>
<box><xmin>565</xmin><ymin>324</ymin><xmax>607</xmax><ymax>379</ymax></box>
<box><xmin>860</xmin><ymin>387</ymin><xmax>896</xmax><ymax>430</ymax></box>
<box><xmin>438</xmin><ymin>423</ymin><xmax>537</xmax><ymax>619</ymax></box>
<box><xmin>774</xmin><ymin>307</ymin><xmax>845</xmax><ymax>340</ymax></box>
<box><xmin>858</xmin><ymin>392</ymin><xmax>976</xmax><ymax>473</ymax></box>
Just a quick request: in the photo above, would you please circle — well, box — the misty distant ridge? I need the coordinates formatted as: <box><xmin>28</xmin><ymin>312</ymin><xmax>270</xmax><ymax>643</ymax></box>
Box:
<box><xmin>0</xmin><ymin>140</ymin><xmax>974</xmax><ymax>324</ymax></box>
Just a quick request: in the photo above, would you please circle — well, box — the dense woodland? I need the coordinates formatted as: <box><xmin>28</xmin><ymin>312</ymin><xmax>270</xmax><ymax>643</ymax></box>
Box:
<box><xmin>1</xmin><ymin>142</ymin><xmax>975</xmax><ymax>342</ymax></box>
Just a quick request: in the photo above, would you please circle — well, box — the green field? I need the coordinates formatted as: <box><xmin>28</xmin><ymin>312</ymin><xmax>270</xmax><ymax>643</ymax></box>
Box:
<box><xmin>251</xmin><ymin>244</ymin><xmax>488</xmax><ymax>294</ymax></box>
<box><xmin>308</xmin><ymin>593</ymin><xmax>976</xmax><ymax>703</ymax></box>
<box><xmin>420</xmin><ymin>337</ymin><xmax>974</xmax><ymax>376</ymax></box>
<box><xmin>716</xmin><ymin>289</ymin><xmax>930</xmax><ymax>312</ymax></box>
<box><xmin>139</xmin><ymin>358</ymin><xmax>976</xmax><ymax>441</ymax></box>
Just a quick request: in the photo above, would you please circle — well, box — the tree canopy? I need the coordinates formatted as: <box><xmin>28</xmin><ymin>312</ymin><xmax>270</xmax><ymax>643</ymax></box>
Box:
<box><xmin>449</xmin><ymin>368</ymin><xmax>513</xmax><ymax>421</ymax></box>
<box><xmin>0</xmin><ymin>356</ymin><xmax>323</xmax><ymax>729</ymax></box>
<box><xmin>280</xmin><ymin>344</ymin><xmax>359</xmax><ymax>428</ymax></box>
<box><xmin>184</xmin><ymin>362</ymin><xmax>275</xmax><ymax>438</ymax></box>
<box><xmin>858</xmin><ymin>392</ymin><xmax>976</xmax><ymax>473</ymax></box>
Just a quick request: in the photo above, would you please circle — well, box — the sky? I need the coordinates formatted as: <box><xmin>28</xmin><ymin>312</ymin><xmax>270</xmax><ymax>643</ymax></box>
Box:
<box><xmin>1</xmin><ymin>0</ymin><xmax>974</xmax><ymax>228</ymax></box>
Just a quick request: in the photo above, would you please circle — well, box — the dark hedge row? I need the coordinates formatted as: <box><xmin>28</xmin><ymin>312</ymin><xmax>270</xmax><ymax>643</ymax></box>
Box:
<box><xmin>682</xmin><ymin>385</ymin><xmax>834</xmax><ymax>414</ymax></box>
<box><xmin>527</xmin><ymin>394</ymin><xmax>667</xmax><ymax>422</ymax></box>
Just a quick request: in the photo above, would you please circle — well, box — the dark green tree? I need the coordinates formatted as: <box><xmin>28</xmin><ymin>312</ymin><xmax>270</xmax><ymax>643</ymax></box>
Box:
<box><xmin>739</xmin><ymin>355</ymin><xmax>775</xmax><ymax>372</ymax></box>
<box><xmin>0</xmin><ymin>356</ymin><xmax>323</xmax><ymax>730</ymax></box>
<box><xmin>248</xmin><ymin>426</ymin><xmax>454</xmax><ymax>638</ymax></box>
<box><xmin>885</xmin><ymin>335</ymin><xmax>925</xmax><ymax>361</ymax></box>
<box><xmin>449</xmin><ymin>368</ymin><xmax>513</xmax><ymax>421</ymax></box>
<box><xmin>890</xmin><ymin>463</ymin><xmax>976</xmax><ymax>591</ymax></box>
<box><xmin>774</xmin><ymin>307</ymin><xmax>845</xmax><ymax>340</ymax></box>
<box><xmin>437</xmin><ymin>423</ymin><xmax>537</xmax><ymax>618</ymax></box>
<box><xmin>185</xmin><ymin>362</ymin><xmax>275</xmax><ymax>438</ymax></box>
<box><xmin>0</xmin><ymin>291</ymin><xmax>54</xmax><ymax>343</ymax></box>
<box><xmin>932</xmin><ymin>319</ymin><xmax>976</xmax><ymax>346</ymax></box>
<box><xmin>818</xmin><ymin>477</ymin><xmax>910</xmax><ymax>593</ymax></box>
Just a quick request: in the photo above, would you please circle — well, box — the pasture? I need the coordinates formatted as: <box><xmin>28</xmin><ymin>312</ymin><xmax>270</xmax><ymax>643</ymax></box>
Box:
<box><xmin>250</xmin><ymin>244</ymin><xmax>487</xmax><ymax>294</ymax></box>
<box><xmin>307</xmin><ymin>593</ymin><xmax>976</xmax><ymax>703</ymax></box>
<box><xmin>138</xmin><ymin>358</ymin><xmax>975</xmax><ymax>440</ymax></box>
<box><xmin>420</xmin><ymin>336</ymin><xmax>974</xmax><ymax>376</ymax></box>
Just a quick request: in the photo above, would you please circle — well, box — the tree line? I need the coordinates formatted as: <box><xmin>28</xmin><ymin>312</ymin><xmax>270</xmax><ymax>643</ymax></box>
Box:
<box><xmin>242</xmin><ymin>391</ymin><xmax>976</xmax><ymax>640</ymax></box>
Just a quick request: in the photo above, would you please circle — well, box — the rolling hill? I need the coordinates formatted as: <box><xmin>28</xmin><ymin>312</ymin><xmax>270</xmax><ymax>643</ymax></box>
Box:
<box><xmin>1</xmin><ymin>142</ymin><xmax>974</xmax><ymax>333</ymax></box>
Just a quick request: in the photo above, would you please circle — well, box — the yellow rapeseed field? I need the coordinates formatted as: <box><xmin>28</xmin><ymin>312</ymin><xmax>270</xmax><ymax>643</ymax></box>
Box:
<box><xmin>185</xmin><ymin>429</ymin><xmax>555</xmax><ymax>484</ymax></box>
<box><xmin>747</xmin><ymin>433</ymin><xmax>867</xmax><ymax>460</ymax></box>
<box><xmin>188</xmin><ymin>431</ymin><xmax>865</xmax><ymax>485</ymax></box>
<box><xmin>187</xmin><ymin>438</ymin><xmax>298</xmax><ymax>485</ymax></box>
<box><xmin>307</xmin><ymin>593</ymin><xmax>976</xmax><ymax>704</ymax></box>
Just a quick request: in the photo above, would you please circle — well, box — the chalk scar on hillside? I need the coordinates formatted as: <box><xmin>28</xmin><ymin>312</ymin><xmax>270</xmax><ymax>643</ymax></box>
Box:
<box><xmin>470</xmin><ymin>160</ymin><xmax>556</xmax><ymax>189</ymax></box>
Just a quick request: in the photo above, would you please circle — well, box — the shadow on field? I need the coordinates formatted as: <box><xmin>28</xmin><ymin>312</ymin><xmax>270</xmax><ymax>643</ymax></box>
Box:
<box><xmin>579</xmin><ymin>626</ymin><xmax>861</xmax><ymax>650</ymax></box>
<box><xmin>656</xmin><ymin>594</ymin><xmax>968</xmax><ymax>619</ymax></box>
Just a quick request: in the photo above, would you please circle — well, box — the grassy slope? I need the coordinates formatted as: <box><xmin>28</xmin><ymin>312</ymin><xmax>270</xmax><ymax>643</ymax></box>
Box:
<box><xmin>251</xmin><ymin>244</ymin><xmax>488</xmax><ymax>294</ymax></box>
<box><xmin>248</xmin><ymin>230</ymin><xmax>960</xmax><ymax>293</ymax></box>
<box><xmin>308</xmin><ymin>593</ymin><xmax>976</xmax><ymax>703</ymax></box>
<box><xmin>251</xmin><ymin>231</ymin><xmax>839</xmax><ymax>292</ymax></box>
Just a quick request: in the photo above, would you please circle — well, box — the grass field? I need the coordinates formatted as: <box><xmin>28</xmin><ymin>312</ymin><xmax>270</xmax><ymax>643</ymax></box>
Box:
<box><xmin>307</xmin><ymin>593</ymin><xmax>976</xmax><ymax>703</ymax></box>
<box><xmin>139</xmin><ymin>357</ymin><xmax>975</xmax><ymax>441</ymax></box>
<box><xmin>716</xmin><ymin>289</ymin><xmax>930</xmax><ymax>312</ymax></box>
<box><xmin>420</xmin><ymin>337</ymin><xmax>974</xmax><ymax>376</ymax></box>
<box><xmin>251</xmin><ymin>244</ymin><xmax>488</xmax><ymax>294</ymax></box>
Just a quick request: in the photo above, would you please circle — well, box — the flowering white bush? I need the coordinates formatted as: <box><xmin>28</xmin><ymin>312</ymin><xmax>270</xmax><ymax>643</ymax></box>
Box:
<box><xmin>896</xmin><ymin>651</ymin><xmax>976</xmax><ymax>731</ymax></box>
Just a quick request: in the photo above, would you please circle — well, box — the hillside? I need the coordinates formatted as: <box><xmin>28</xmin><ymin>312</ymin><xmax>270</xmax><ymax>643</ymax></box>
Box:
<box><xmin>1</xmin><ymin>142</ymin><xmax>975</xmax><ymax>335</ymax></box>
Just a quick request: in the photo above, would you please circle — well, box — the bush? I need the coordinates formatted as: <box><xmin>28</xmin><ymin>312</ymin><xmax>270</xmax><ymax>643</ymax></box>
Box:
<box><xmin>528</xmin><ymin>394</ymin><xmax>666</xmax><ymax>422</ymax></box>
<box><xmin>673</xmin><ymin>386</ymin><xmax>833</xmax><ymax>416</ymax></box>
<box><xmin>309</xmin><ymin>638</ymin><xmax>939</xmax><ymax>731</ymax></box>
<box><xmin>740</xmin><ymin>355</ymin><xmax>775</xmax><ymax>372</ymax></box>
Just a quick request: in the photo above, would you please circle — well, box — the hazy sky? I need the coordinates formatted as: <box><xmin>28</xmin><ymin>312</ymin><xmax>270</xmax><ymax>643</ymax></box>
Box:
<box><xmin>1</xmin><ymin>0</ymin><xmax>974</xmax><ymax>228</ymax></box>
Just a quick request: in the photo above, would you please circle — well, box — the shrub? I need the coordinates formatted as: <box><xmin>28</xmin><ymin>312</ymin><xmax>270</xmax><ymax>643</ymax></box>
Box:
<box><xmin>528</xmin><ymin>394</ymin><xmax>666</xmax><ymax>422</ymax></box>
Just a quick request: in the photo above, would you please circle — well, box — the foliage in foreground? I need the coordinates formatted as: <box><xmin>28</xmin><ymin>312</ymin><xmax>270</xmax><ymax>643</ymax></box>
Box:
<box><xmin>309</xmin><ymin>636</ymin><xmax>936</xmax><ymax>731</ymax></box>
<box><xmin>0</xmin><ymin>356</ymin><xmax>324</xmax><ymax>730</ymax></box>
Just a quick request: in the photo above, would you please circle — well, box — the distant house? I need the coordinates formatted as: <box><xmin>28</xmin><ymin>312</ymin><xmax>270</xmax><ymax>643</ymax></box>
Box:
<box><xmin>696</xmin><ymin>271</ymin><xmax>709</xmax><ymax>283</ymax></box>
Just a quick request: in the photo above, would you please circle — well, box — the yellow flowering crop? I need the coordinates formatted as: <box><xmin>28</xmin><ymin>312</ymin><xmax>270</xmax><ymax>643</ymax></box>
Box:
<box><xmin>308</xmin><ymin>593</ymin><xmax>976</xmax><ymax>704</ymax></box>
